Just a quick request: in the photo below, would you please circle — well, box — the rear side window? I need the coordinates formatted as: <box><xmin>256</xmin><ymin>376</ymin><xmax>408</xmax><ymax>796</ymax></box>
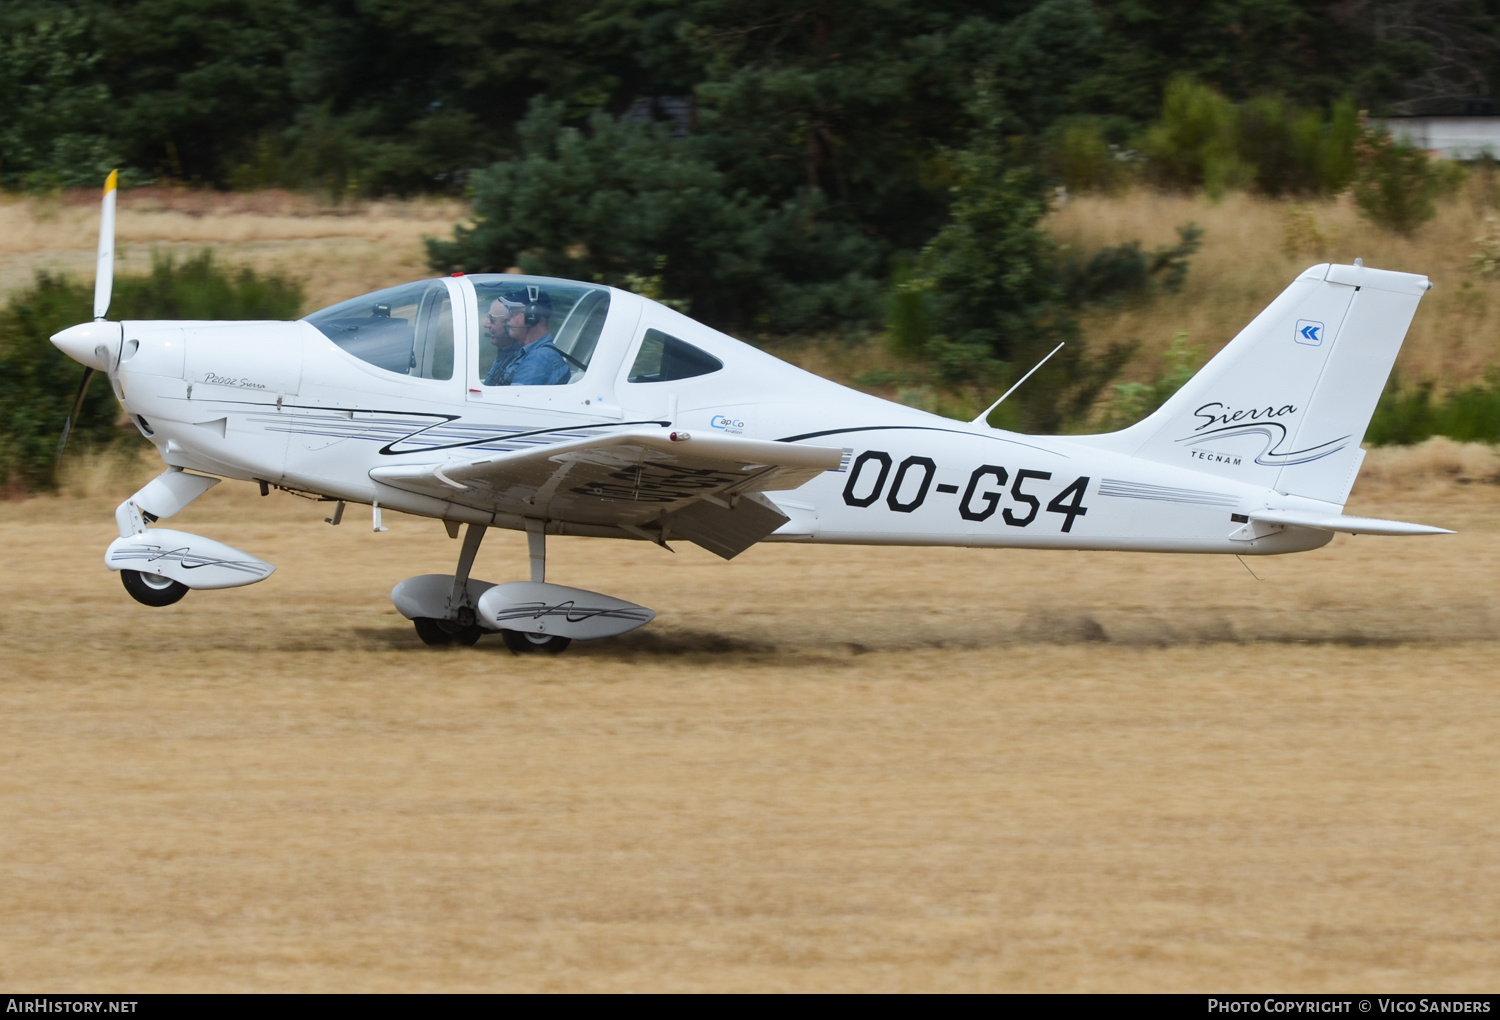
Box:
<box><xmin>627</xmin><ymin>329</ymin><xmax>723</xmax><ymax>383</ymax></box>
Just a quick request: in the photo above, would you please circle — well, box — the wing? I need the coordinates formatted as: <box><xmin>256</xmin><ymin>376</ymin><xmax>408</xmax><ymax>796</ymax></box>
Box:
<box><xmin>369</xmin><ymin>426</ymin><xmax>844</xmax><ymax>558</ymax></box>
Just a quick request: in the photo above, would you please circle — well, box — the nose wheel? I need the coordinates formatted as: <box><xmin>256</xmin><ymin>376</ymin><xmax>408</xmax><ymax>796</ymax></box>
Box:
<box><xmin>501</xmin><ymin>630</ymin><xmax>571</xmax><ymax>655</ymax></box>
<box><xmin>121</xmin><ymin>569</ymin><xmax>189</xmax><ymax>607</ymax></box>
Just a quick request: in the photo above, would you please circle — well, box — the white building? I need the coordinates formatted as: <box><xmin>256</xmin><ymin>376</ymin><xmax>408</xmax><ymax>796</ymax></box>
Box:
<box><xmin>1380</xmin><ymin>117</ymin><xmax>1500</xmax><ymax>159</ymax></box>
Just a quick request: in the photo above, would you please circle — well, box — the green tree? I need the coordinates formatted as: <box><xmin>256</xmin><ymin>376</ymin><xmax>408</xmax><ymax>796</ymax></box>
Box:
<box><xmin>892</xmin><ymin>89</ymin><xmax>1138</xmax><ymax>432</ymax></box>
<box><xmin>427</xmin><ymin>99</ymin><xmax>883</xmax><ymax>331</ymax></box>
<box><xmin>0</xmin><ymin>4</ymin><xmax>119</xmax><ymax>188</ymax></box>
<box><xmin>90</xmin><ymin>0</ymin><xmax>311</xmax><ymax>184</ymax></box>
<box><xmin>686</xmin><ymin>0</ymin><xmax>1105</xmax><ymax>258</ymax></box>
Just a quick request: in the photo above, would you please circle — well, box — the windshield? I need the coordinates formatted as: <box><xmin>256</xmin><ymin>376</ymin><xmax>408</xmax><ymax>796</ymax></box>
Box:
<box><xmin>304</xmin><ymin>280</ymin><xmax>454</xmax><ymax>380</ymax></box>
<box><xmin>466</xmin><ymin>275</ymin><xmax>611</xmax><ymax>387</ymax></box>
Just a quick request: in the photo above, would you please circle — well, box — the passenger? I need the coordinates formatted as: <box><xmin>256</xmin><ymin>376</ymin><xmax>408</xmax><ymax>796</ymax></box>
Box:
<box><xmin>492</xmin><ymin>287</ymin><xmax>570</xmax><ymax>386</ymax></box>
<box><xmin>481</xmin><ymin>297</ymin><xmax>523</xmax><ymax>385</ymax></box>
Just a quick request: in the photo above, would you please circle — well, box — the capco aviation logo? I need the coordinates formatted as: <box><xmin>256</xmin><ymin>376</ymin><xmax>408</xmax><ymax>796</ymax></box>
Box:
<box><xmin>1295</xmin><ymin>319</ymin><xmax>1325</xmax><ymax>346</ymax></box>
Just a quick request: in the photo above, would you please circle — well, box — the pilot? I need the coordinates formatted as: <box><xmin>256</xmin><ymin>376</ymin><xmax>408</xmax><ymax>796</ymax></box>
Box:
<box><xmin>481</xmin><ymin>297</ymin><xmax>523</xmax><ymax>385</ymax></box>
<box><xmin>491</xmin><ymin>287</ymin><xmax>570</xmax><ymax>386</ymax></box>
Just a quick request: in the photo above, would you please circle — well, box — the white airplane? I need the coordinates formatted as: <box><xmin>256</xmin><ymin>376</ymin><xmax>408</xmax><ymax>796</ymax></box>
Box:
<box><xmin>50</xmin><ymin>173</ymin><xmax>1451</xmax><ymax>653</ymax></box>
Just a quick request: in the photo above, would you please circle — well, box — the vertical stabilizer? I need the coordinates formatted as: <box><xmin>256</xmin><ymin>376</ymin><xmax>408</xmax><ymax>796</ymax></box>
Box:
<box><xmin>1078</xmin><ymin>263</ymin><xmax>1429</xmax><ymax>506</ymax></box>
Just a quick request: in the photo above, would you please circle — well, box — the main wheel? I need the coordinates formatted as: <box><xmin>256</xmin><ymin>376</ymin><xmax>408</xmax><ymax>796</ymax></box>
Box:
<box><xmin>413</xmin><ymin>617</ymin><xmax>452</xmax><ymax>646</ymax></box>
<box><xmin>501</xmin><ymin>630</ymin><xmax>571</xmax><ymax>655</ymax></box>
<box><xmin>413</xmin><ymin>618</ymin><xmax>486</xmax><ymax>647</ymax></box>
<box><xmin>120</xmin><ymin>569</ymin><xmax>189</xmax><ymax>607</ymax></box>
<box><xmin>450</xmin><ymin>625</ymin><xmax>484</xmax><ymax>646</ymax></box>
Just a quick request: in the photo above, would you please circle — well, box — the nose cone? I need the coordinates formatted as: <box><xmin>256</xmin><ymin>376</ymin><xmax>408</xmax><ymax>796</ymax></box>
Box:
<box><xmin>51</xmin><ymin>320</ymin><xmax>122</xmax><ymax>372</ymax></box>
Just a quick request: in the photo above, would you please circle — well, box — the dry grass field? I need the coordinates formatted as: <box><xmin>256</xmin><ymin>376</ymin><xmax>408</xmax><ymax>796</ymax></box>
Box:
<box><xmin>1</xmin><ymin>444</ymin><xmax>1497</xmax><ymax>991</ymax></box>
<box><xmin>1049</xmin><ymin>185</ymin><xmax>1500</xmax><ymax>391</ymax></box>
<box><xmin>0</xmin><ymin>187</ymin><xmax>465</xmax><ymax>314</ymax></box>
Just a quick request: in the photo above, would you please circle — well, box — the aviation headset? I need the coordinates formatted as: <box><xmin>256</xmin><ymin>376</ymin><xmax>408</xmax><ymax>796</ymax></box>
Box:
<box><xmin>501</xmin><ymin>285</ymin><xmax>548</xmax><ymax>328</ymax></box>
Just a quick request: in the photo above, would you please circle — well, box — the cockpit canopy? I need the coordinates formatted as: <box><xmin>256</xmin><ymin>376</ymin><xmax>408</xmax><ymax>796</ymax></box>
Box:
<box><xmin>305</xmin><ymin>279</ymin><xmax>457</xmax><ymax>379</ymax></box>
<box><xmin>304</xmin><ymin>276</ymin><xmax>613</xmax><ymax>386</ymax></box>
<box><xmin>470</xmin><ymin>276</ymin><xmax>610</xmax><ymax>386</ymax></box>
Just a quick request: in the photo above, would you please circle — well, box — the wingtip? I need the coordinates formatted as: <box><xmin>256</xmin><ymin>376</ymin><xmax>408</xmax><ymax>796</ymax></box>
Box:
<box><xmin>104</xmin><ymin>169</ymin><xmax>118</xmax><ymax>194</ymax></box>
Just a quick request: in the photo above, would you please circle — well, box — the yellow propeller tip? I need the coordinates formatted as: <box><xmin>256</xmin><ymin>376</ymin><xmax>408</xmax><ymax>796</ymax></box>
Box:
<box><xmin>104</xmin><ymin>169</ymin><xmax>118</xmax><ymax>193</ymax></box>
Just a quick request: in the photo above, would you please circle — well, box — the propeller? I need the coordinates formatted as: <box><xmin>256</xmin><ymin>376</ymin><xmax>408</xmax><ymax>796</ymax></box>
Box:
<box><xmin>94</xmin><ymin>168</ymin><xmax>116</xmax><ymax>321</ymax></box>
<box><xmin>54</xmin><ymin>170</ymin><xmax>118</xmax><ymax>466</ymax></box>
<box><xmin>55</xmin><ymin>366</ymin><xmax>95</xmax><ymax>465</ymax></box>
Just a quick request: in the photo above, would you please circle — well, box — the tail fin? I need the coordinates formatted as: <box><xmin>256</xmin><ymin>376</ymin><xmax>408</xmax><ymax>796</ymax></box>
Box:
<box><xmin>1080</xmin><ymin>263</ymin><xmax>1430</xmax><ymax>506</ymax></box>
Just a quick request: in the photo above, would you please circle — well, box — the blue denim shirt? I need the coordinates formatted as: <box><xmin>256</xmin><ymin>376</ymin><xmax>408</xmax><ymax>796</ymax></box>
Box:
<box><xmin>500</xmin><ymin>335</ymin><xmax>570</xmax><ymax>386</ymax></box>
<box><xmin>482</xmin><ymin>343</ymin><xmax>522</xmax><ymax>386</ymax></box>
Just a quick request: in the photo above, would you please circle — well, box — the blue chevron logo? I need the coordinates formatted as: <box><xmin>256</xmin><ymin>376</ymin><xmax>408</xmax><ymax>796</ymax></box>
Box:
<box><xmin>1295</xmin><ymin>319</ymin><xmax>1324</xmax><ymax>346</ymax></box>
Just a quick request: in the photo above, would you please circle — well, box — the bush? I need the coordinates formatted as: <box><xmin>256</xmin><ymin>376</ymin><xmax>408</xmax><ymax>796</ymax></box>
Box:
<box><xmin>1140</xmin><ymin>77</ymin><xmax>1250</xmax><ymax>198</ymax></box>
<box><xmin>1236</xmin><ymin>94</ymin><xmax>1359</xmax><ymax>196</ymax></box>
<box><xmin>1060</xmin><ymin>223</ymin><xmax>1203</xmax><ymax>305</ymax></box>
<box><xmin>1050</xmin><ymin>117</ymin><xmax>1137</xmax><ymax>194</ymax></box>
<box><xmin>0</xmin><ymin>252</ymin><xmax>303</xmax><ymax>490</ymax></box>
<box><xmin>1141</xmin><ymin>81</ymin><xmax>1361</xmax><ymax>199</ymax></box>
<box><xmin>1095</xmin><ymin>331</ymin><xmax>1202</xmax><ymax>431</ymax></box>
<box><xmin>1352</xmin><ymin>128</ymin><xmax>1456</xmax><ymax>235</ymax></box>
<box><xmin>909</xmin><ymin>135</ymin><xmax>1079</xmax><ymax>419</ymax></box>
<box><xmin>1365</xmin><ymin>374</ymin><xmax>1500</xmax><ymax>446</ymax></box>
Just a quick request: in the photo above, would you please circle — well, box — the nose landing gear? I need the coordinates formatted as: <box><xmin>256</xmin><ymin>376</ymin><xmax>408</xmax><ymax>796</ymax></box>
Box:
<box><xmin>120</xmin><ymin>569</ymin><xmax>189</xmax><ymax>606</ymax></box>
<box><xmin>500</xmin><ymin>630</ymin><xmax>571</xmax><ymax>655</ymax></box>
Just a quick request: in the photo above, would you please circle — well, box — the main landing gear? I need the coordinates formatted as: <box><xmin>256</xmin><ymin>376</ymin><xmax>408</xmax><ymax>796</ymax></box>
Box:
<box><xmin>412</xmin><ymin>616</ymin><xmax>483</xmax><ymax>647</ymax></box>
<box><xmin>405</xmin><ymin>521</ymin><xmax>570</xmax><ymax>654</ymax></box>
<box><xmin>392</xmin><ymin>519</ymin><xmax>654</xmax><ymax>653</ymax></box>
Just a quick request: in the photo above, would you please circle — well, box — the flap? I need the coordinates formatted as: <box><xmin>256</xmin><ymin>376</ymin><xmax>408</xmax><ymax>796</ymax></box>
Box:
<box><xmin>659</xmin><ymin>491</ymin><xmax>790</xmax><ymax>560</ymax></box>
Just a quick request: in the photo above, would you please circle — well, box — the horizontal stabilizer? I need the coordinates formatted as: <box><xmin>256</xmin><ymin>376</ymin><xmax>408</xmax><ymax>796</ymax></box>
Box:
<box><xmin>1249</xmin><ymin>509</ymin><xmax>1453</xmax><ymax>536</ymax></box>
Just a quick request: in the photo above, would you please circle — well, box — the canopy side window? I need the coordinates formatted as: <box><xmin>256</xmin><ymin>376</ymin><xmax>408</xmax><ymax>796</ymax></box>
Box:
<box><xmin>304</xmin><ymin>280</ymin><xmax>453</xmax><ymax>380</ymax></box>
<box><xmin>627</xmin><ymin>329</ymin><xmax>723</xmax><ymax>383</ymax></box>
<box><xmin>552</xmin><ymin>290</ymin><xmax>610</xmax><ymax>381</ymax></box>
<box><xmin>473</xmin><ymin>280</ymin><xmax>610</xmax><ymax>387</ymax></box>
